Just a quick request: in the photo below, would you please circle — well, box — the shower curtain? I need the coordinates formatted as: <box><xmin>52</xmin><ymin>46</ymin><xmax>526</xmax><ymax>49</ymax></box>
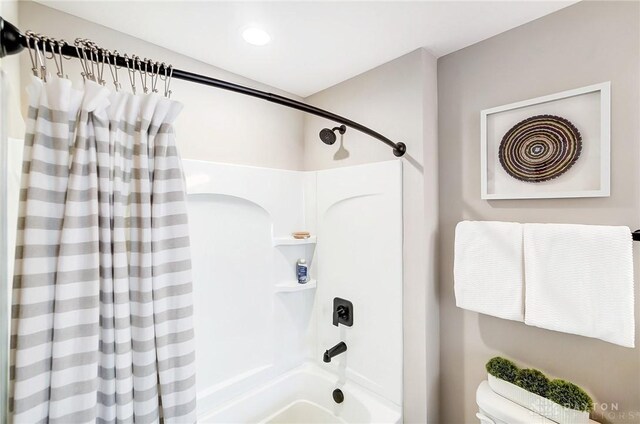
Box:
<box><xmin>9</xmin><ymin>76</ymin><xmax>196</xmax><ymax>423</ymax></box>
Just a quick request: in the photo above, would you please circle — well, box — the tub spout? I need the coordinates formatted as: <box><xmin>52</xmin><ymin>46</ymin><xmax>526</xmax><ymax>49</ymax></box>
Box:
<box><xmin>323</xmin><ymin>341</ymin><xmax>347</xmax><ymax>363</ymax></box>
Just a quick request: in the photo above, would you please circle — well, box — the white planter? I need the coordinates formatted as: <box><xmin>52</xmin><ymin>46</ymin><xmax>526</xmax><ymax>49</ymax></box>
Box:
<box><xmin>487</xmin><ymin>374</ymin><xmax>590</xmax><ymax>424</ymax></box>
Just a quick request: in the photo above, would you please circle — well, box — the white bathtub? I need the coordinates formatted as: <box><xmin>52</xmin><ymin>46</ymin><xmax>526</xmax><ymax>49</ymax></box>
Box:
<box><xmin>199</xmin><ymin>363</ymin><xmax>402</xmax><ymax>423</ymax></box>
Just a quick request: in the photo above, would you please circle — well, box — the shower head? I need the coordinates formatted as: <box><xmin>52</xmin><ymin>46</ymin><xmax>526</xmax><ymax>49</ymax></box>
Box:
<box><xmin>319</xmin><ymin>125</ymin><xmax>347</xmax><ymax>145</ymax></box>
<box><xmin>319</xmin><ymin>128</ymin><xmax>337</xmax><ymax>145</ymax></box>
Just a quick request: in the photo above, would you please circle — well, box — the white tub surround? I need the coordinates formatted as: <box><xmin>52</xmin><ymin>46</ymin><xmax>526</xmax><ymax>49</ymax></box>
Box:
<box><xmin>315</xmin><ymin>162</ymin><xmax>404</xmax><ymax>405</ymax></box>
<box><xmin>183</xmin><ymin>160</ymin><xmax>403</xmax><ymax>422</ymax></box>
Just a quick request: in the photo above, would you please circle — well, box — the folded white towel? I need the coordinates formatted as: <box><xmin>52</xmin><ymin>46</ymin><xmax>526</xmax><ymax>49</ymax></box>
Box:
<box><xmin>524</xmin><ymin>223</ymin><xmax>635</xmax><ymax>348</ymax></box>
<box><xmin>454</xmin><ymin>221</ymin><xmax>524</xmax><ymax>321</ymax></box>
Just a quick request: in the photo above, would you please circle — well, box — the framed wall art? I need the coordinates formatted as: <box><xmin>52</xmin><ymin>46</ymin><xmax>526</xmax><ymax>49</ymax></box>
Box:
<box><xmin>480</xmin><ymin>82</ymin><xmax>610</xmax><ymax>200</ymax></box>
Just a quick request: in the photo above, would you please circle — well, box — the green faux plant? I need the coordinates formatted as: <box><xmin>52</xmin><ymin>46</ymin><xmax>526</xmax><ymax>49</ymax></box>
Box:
<box><xmin>516</xmin><ymin>368</ymin><xmax>550</xmax><ymax>397</ymax></box>
<box><xmin>485</xmin><ymin>356</ymin><xmax>519</xmax><ymax>384</ymax></box>
<box><xmin>547</xmin><ymin>379</ymin><xmax>594</xmax><ymax>412</ymax></box>
<box><xmin>485</xmin><ymin>357</ymin><xmax>594</xmax><ymax>413</ymax></box>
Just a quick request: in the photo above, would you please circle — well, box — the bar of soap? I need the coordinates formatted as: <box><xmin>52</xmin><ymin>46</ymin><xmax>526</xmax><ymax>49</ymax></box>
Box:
<box><xmin>292</xmin><ymin>231</ymin><xmax>311</xmax><ymax>239</ymax></box>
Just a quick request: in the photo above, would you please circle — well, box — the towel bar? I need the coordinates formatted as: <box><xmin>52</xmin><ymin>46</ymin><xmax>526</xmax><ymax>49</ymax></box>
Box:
<box><xmin>632</xmin><ymin>230</ymin><xmax>640</xmax><ymax>241</ymax></box>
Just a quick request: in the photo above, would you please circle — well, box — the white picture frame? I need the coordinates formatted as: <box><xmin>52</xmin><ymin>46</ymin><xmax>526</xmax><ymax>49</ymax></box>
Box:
<box><xmin>480</xmin><ymin>82</ymin><xmax>611</xmax><ymax>200</ymax></box>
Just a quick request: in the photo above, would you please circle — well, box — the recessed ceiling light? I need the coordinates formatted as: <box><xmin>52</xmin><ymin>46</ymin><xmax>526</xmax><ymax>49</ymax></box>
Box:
<box><xmin>242</xmin><ymin>27</ymin><xmax>271</xmax><ymax>46</ymax></box>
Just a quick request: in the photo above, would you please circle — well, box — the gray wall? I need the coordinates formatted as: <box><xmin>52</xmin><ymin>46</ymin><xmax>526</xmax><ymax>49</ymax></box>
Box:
<box><xmin>438</xmin><ymin>2</ymin><xmax>640</xmax><ymax>423</ymax></box>
<box><xmin>18</xmin><ymin>1</ymin><xmax>305</xmax><ymax>170</ymax></box>
<box><xmin>303</xmin><ymin>48</ymin><xmax>440</xmax><ymax>423</ymax></box>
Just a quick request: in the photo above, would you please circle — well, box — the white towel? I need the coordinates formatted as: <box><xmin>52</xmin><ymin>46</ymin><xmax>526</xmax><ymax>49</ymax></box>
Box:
<box><xmin>524</xmin><ymin>223</ymin><xmax>635</xmax><ymax>348</ymax></box>
<box><xmin>454</xmin><ymin>221</ymin><xmax>524</xmax><ymax>321</ymax></box>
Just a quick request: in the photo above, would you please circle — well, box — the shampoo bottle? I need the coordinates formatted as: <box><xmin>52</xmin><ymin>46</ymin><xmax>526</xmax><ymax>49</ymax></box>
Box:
<box><xmin>296</xmin><ymin>259</ymin><xmax>308</xmax><ymax>284</ymax></box>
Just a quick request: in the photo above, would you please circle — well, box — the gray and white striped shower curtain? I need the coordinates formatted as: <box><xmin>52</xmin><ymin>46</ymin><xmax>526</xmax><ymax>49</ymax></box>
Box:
<box><xmin>10</xmin><ymin>76</ymin><xmax>197</xmax><ymax>423</ymax></box>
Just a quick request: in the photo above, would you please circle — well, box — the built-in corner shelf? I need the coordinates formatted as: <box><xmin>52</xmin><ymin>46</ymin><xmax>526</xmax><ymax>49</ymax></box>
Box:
<box><xmin>275</xmin><ymin>279</ymin><xmax>317</xmax><ymax>293</ymax></box>
<box><xmin>272</xmin><ymin>236</ymin><xmax>317</xmax><ymax>247</ymax></box>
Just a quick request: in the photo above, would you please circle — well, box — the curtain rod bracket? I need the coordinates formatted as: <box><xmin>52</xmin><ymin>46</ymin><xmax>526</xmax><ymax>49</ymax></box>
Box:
<box><xmin>0</xmin><ymin>17</ymin><xmax>24</xmax><ymax>58</ymax></box>
<box><xmin>0</xmin><ymin>16</ymin><xmax>407</xmax><ymax>158</ymax></box>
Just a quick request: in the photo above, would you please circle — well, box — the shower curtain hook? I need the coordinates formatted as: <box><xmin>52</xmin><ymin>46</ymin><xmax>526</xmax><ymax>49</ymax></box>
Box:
<box><xmin>150</xmin><ymin>61</ymin><xmax>160</xmax><ymax>93</ymax></box>
<box><xmin>44</xmin><ymin>37</ymin><xmax>55</xmax><ymax>61</ymax></box>
<box><xmin>148</xmin><ymin>60</ymin><xmax>155</xmax><ymax>92</ymax></box>
<box><xmin>106</xmin><ymin>50</ymin><xmax>122</xmax><ymax>92</ymax></box>
<box><xmin>125</xmin><ymin>54</ymin><xmax>137</xmax><ymax>94</ymax></box>
<box><xmin>59</xmin><ymin>39</ymin><xmax>73</xmax><ymax>62</ymax></box>
<box><xmin>159</xmin><ymin>62</ymin><xmax>168</xmax><ymax>96</ymax></box>
<box><xmin>85</xmin><ymin>39</ymin><xmax>98</xmax><ymax>82</ymax></box>
<box><xmin>138</xmin><ymin>57</ymin><xmax>149</xmax><ymax>94</ymax></box>
<box><xmin>165</xmin><ymin>64</ymin><xmax>173</xmax><ymax>98</ymax></box>
<box><xmin>49</xmin><ymin>39</ymin><xmax>64</xmax><ymax>78</ymax></box>
<box><xmin>135</xmin><ymin>56</ymin><xmax>142</xmax><ymax>92</ymax></box>
<box><xmin>75</xmin><ymin>38</ymin><xmax>92</xmax><ymax>82</ymax></box>
<box><xmin>24</xmin><ymin>31</ymin><xmax>39</xmax><ymax>77</ymax></box>
<box><xmin>112</xmin><ymin>50</ymin><xmax>122</xmax><ymax>72</ymax></box>
<box><xmin>94</xmin><ymin>47</ymin><xmax>107</xmax><ymax>86</ymax></box>
<box><xmin>57</xmin><ymin>40</ymin><xmax>67</xmax><ymax>78</ymax></box>
<box><xmin>33</xmin><ymin>34</ymin><xmax>48</xmax><ymax>82</ymax></box>
<box><xmin>89</xmin><ymin>46</ymin><xmax>97</xmax><ymax>82</ymax></box>
<box><xmin>87</xmin><ymin>41</ymin><xmax>97</xmax><ymax>82</ymax></box>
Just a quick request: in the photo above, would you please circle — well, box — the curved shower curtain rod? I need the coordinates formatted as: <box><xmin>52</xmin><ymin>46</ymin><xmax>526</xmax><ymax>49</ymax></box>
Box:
<box><xmin>0</xmin><ymin>17</ymin><xmax>406</xmax><ymax>157</ymax></box>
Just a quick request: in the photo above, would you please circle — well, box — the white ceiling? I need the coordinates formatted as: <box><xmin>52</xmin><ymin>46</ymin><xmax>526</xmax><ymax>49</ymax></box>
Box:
<box><xmin>36</xmin><ymin>1</ymin><xmax>577</xmax><ymax>97</ymax></box>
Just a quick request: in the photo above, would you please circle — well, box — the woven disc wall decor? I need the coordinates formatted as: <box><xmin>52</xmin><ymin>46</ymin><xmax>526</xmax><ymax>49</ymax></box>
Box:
<box><xmin>498</xmin><ymin>114</ymin><xmax>582</xmax><ymax>183</ymax></box>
